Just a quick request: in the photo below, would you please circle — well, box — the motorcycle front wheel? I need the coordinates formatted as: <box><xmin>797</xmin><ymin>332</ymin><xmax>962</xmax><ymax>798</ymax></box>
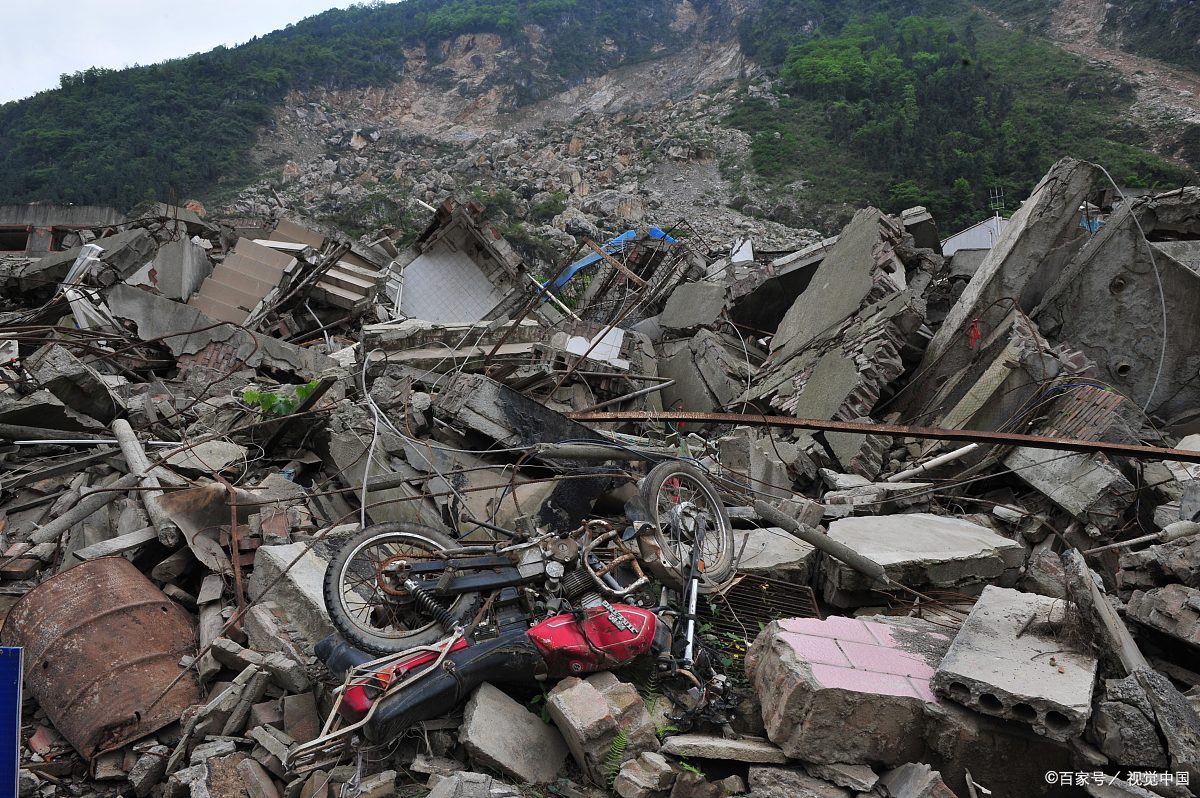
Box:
<box><xmin>322</xmin><ymin>522</ymin><xmax>481</xmax><ymax>655</ymax></box>
<box><xmin>639</xmin><ymin>461</ymin><xmax>735</xmax><ymax>592</ymax></box>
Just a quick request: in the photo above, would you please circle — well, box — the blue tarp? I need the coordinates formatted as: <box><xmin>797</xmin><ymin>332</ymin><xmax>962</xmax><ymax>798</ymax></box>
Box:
<box><xmin>550</xmin><ymin>227</ymin><xmax>677</xmax><ymax>292</ymax></box>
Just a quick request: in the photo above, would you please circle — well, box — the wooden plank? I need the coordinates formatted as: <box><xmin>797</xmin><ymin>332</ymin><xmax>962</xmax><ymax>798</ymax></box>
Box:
<box><xmin>585</xmin><ymin>239</ymin><xmax>647</xmax><ymax>287</ymax></box>
<box><xmin>71</xmin><ymin>526</ymin><xmax>157</xmax><ymax>561</ymax></box>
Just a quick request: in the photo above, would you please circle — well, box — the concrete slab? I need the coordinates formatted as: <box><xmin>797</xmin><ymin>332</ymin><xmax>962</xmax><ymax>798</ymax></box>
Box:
<box><xmin>733</xmin><ymin>527</ymin><xmax>816</xmax><ymax>585</ymax></box>
<box><xmin>932</xmin><ymin>585</ymin><xmax>1098</xmax><ymax>741</ymax></box>
<box><xmin>460</xmin><ymin>683</ymin><xmax>568</xmax><ymax>784</ymax></box>
<box><xmin>661</xmin><ymin>282</ymin><xmax>727</xmax><ymax>331</ymax></box>
<box><xmin>745</xmin><ymin>615</ymin><xmax>953</xmax><ymax>765</ymax></box>
<box><xmin>248</xmin><ymin>543</ymin><xmax>333</xmax><ymax>644</ymax></box>
<box><xmin>821</xmin><ymin>513</ymin><xmax>1024</xmax><ymax>606</ymax></box>
<box><xmin>658</xmin><ymin>734</ymin><xmax>787</xmax><ymax>763</ymax></box>
<box><xmin>1004</xmin><ymin>448</ymin><xmax>1134</xmax><ymax>527</ymax></box>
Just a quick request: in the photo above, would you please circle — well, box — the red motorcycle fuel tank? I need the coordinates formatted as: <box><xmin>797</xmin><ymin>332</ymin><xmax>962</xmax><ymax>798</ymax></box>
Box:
<box><xmin>527</xmin><ymin>601</ymin><xmax>658</xmax><ymax>677</ymax></box>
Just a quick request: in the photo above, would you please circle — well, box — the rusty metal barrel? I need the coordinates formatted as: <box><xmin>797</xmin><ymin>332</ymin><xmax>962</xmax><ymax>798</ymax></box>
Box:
<box><xmin>0</xmin><ymin>557</ymin><xmax>201</xmax><ymax>760</ymax></box>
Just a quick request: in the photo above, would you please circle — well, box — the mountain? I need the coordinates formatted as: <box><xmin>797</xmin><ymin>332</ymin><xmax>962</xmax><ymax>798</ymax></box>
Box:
<box><xmin>0</xmin><ymin>0</ymin><xmax>1195</xmax><ymax>241</ymax></box>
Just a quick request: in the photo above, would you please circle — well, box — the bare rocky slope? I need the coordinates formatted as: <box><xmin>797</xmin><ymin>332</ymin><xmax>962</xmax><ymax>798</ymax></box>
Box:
<box><xmin>218</xmin><ymin>0</ymin><xmax>1200</xmax><ymax>265</ymax></box>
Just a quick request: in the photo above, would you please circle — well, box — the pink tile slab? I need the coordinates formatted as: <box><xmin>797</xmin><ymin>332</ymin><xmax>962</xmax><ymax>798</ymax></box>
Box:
<box><xmin>810</xmin><ymin>663</ymin><xmax>922</xmax><ymax>699</ymax></box>
<box><xmin>779</xmin><ymin>615</ymin><xmax>877</xmax><ymax>645</ymax></box>
<box><xmin>837</xmin><ymin>640</ymin><xmax>936</xmax><ymax>680</ymax></box>
<box><xmin>779</xmin><ymin>632</ymin><xmax>852</xmax><ymax>667</ymax></box>
<box><xmin>908</xmin><ymin>678</ymin><xmax>939</xmax><ymax>703</ymax></box>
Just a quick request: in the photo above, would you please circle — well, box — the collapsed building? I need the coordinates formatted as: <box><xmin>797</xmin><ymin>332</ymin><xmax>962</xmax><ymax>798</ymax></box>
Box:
<box><xmin>1</xmin><ymin>157</ymin><xmax>1200</xmax><ymax>798</ymax></box>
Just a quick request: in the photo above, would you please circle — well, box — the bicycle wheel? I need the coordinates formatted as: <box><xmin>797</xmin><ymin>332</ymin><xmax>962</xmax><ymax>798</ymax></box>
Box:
<box><xmin>639</xmin><ymin>461</ymin><xmax>735</xmax><ymax>591</ymax></box>
<box><xmin>323</xmin><ymin>522</ymin><xmax>480</xmax><ymax>655</ymax></box>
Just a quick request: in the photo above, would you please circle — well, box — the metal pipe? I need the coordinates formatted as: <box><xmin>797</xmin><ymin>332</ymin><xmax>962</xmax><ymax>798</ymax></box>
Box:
<box><xmin>112</xmin><ymin>419</ymin><xmax>181</xmax><ymax>547</ymax></box>
<box><xmin>754</xmin><ymin>500</ymin><xmax>895</xmax><ymax>587</ymax></box>
<box><xmin>886</xmin><ymin>444</ymin><xmax>979</xmax><ymax>482</ymax></box>
<box><xmin>568</xmin><ymin>410</ymin><xmax>1200</xmax><ymax>464</ymax></box>
<box><xmin>12</xmin><ymin>438</ymin><xmax>177</xmax><ymax>446</ymax></box>
<box><xmin>575</xmin><ymin>380</ymin><xmax>674</xmax><ymax>413</ymax></box>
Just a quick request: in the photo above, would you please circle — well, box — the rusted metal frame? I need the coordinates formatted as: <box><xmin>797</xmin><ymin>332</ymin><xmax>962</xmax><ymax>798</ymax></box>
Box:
<box><xmin>566</xmin><ymin>410</ymin><xmax>1200</xmax><ymax>464</ymax></box>
<box><xmin>481</xmin><ymin>253</ymin><xmax>578</xmax><ymax>369</ymax></box>
<box><xmin>584</xmin><ymin>238</ymin><xmax>648</xmax><ymax>287</ymax></box>
<box><xmin>215</xmin><ymin>473</ymin><xmax>246</xmax><ymax>614</ymax></box>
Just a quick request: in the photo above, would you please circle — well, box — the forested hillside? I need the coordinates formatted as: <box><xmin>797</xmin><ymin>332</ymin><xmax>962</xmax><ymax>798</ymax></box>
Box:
<box><xmin>0</xmin><ymin>0</ymin><xmax>695</xmax><ymax>208</ymax></box>
<box><xmin>727</xmin><ymin>0</ymin><xmax>1187</xmax><ymax>230</ymax></box>
<box><xmin>0</xmin><ymin>0</ymin><xmax>1191</xmax><ymax>230</ymax></box>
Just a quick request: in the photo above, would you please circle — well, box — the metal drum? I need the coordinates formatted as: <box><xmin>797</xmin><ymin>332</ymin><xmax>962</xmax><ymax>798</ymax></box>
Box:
<box><xmin>0</xmin><ymin>557</ymin><xmax>202</xmax><ymax>760</ymax></box>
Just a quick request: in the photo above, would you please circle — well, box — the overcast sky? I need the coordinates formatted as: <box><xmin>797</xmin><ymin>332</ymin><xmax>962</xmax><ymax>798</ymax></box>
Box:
<box><xmin>0</xmin><ymin>1</ymin><xmax>365</xmax><ymax>104</ymax></box>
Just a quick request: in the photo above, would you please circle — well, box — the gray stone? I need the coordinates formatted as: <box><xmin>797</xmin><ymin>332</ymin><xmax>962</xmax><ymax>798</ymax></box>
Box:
<box><xmin>932</xmin><ymin>585</ymin><xmax>1098</xmax><ymax>741</ymax></box>
<box><xmin>732</xmin><ymin>527</ymin><xmax>816</xmax><ymax>584</ymax></box>
<box><xmin>659</xmin><ymin>734</ymin><xmax>787</xmax><ymax>763</ymax></box>
<box><xmin>1004</xmin><ymin>449</ymin><xmax>1134</xmax><ymax>527</ymax></box>
<box><xmin>658</xmin><ymin>329</ymin><xmax>751</xmax><ymax>413</ymax></box>
<box><xmin>1126</xmin><ymin>584</ymin><xmax>1200</xmax><ymax>646</ymax></box>
<box><xmin>877</xmin><ymin>763</ymin><xmax>955</xmax><ymax>797</ymax></box>
<box><xmin>27</xmin><ymin>343</ymin><xmax>124</xmax><ymax>423</ymax></box>
<box><xmin>262</xmin><ymin>652</ymin><xmax>311</xmax><ymax>694</ymax></box>
<box><xmin>614</xmin><ymin>751</ymin><xmax>676</xmax><ymax>798</ymax></box>
<box><xmin>460</xmin><ymin>682</ymin><xmax>569</xmax><ymax>784</ymax></box>
<box><xmin>17</xmin><ymin>770</ymin><xmax>39</xmax><ymax>798</ymax></box>
<box><xmin>719</xmin><ymin>430</ymin><xmax>792</xmax><ymax>501</ymax></box>
<box><xmin>547</xmin><ymin>672</ymin><xmax>658</xmax><ymax>784</ymax></box>
<box><xmin>212</xmin><ymin>637</ymin><xmax>265</xmax><ymax>671</ymax></box>
<box><xmin>169</xmin><ymin>763</ymin><xmax>212</xmax><ymax>798</ymax></box>
<box><xmin>747</xmin><ymin>766</ymin><xmax>851</xmax><ymax>798</ymax></box>
<box><xmin>803</xmin><ymin>763</ymin><xmax>878</xmax><ymax>792</ymax></box>
<box><xmin>1092</xmin><ymin>675</ymin><xmax>1169</xmax><ymax>768</ymax></box>
<box><xmin>745</xmin><ymin>615</ymin><xmax>952</xmax><ymax>765</ymax></box>
<box><xmin>248</xmin><ymin>544</ymin><xmax>334</xmax><ymax>644</ymax></box>
<box><xmin>238</xmin><ymin>758</ymin><xmax>281</xmax><ymax>798</ymax></box>
<box><xmin>426</xmin><ymin>771</ymin><xmax>520</xmax><ymax>798</ymax></box>
<box><xmin>355</xmin><ymin>770</ymin><xmax>397</xmax><ymax>798</ymax></box>
<box><xmin>166</xmin><ymin>441</ymin><xmax>249</xmax><ymax>475</ymax></box>
<box><xmin>190</xmin><ymin>739</ymin><xmax>237</xmax><ymax>765</ymax></box>
<box><xmin>661</xmin><ymin>282</ymin><xmax>727</xmax><ymax>331</ymax></box>
<box><xmin>128</xmin><ymin>744</ymin><xmax>170</xmax><ymax>797</ymax></box>
<box><xmin>821</xmin><ymin>513</ymin><xmax>1024</xmax><ymax>606</ymax></box>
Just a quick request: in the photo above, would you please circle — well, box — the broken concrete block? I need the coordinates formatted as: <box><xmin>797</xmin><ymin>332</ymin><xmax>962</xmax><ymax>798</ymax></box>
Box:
<box><xmin>658</xmin><ymin>329</ymin><xmax>752</xmax><ymax>413</ymax></box>
<box><xmin>248</xmin><ymin>543</ymin><xmax>333</xmax><ymax>644</ymax></box>
<box><xmin>238</xmin><ymin>758</ymin><xmax>281</xmax><ymax>798</ymax></box>
<box><xmin>282</xmin><ymin>693</ymin><xmax>320</xmax><ymax>745</ymax></box>
<box><xmin>746</xmin><ymin>766</ymin><xmax>851</xmax><ymax>798</ymax></box>
<box><xmin>434</xmin><ymin>372</ymin><xmax>597</xmax><ymax>451</ymax></box>
<box><xmin>426</xmin><ymin>771</ymin><xmax>521</xmax><ymax>798</ymax></box>
<box><xmin>128</xmin><ymin>744</ymin><xmax>170</xmax><ymax>798</ymax></box>
<box><xmin>745</xmin><ymin>615</ymin><xmax>952</xmax><ymax>765</ymax></box>
<box><xmin>911</xmin><ymin>158</ymin><xmax>1102</xmax><ymax>408</ymax></box>
<box><xmin>353</xmin><ymin>770</ymin><xmax>396</xmax><ymax>798</ymax></box>
<box><xmin>165</xmin><ymin>441</ymin><xmax>249</xmax><ymax>475</ymax></box>
<box><xmin>932</xmin><ymin>586</ymin><xmax>1098</xmax><ymax>741</ymax></box>
<box><xmin>821</xmin><ymin>513</ymin><xmax>1024</xmax><ymax>606</ymax></box>
<box><xmin>262</xmin><ymin>652</ymin><xmax>310</xmax><ymax>694</ymax></box>
<box><xmin>661</xmin><ymin>282</ymin><xmax>727</xmax><ymax>332</ymax></box>
<box><xmin>27</xmin><ymin>344</ymin><xmax>124</xmax><ymax>423</ymax></box>
<box><xmin>460</xmin><ymin>682</ymin><xmax>568</xmax><ymax>784</ymax></box>
<box><xmin>547</xmin><ymin>672</ymin><xmax>658</xmax><ymax>783</ymax></box>
<box><xmin>658</xmin><ymin>734</ymin><xmax>787</xmax><ymax>763</ymax></box>
<box><xmin>877</xmin><ymin>763</ymin><xmax>957</xmax><ymax>798</ymax></box>
<box><xmin>732</xmin><ymin>527</ymin><xmax>816</xmax><ymax>585</ymax></box>
<box><xmin>1126</xmin><ymin>583</ymin><xmax>1200</xmax><ymax>647</ymax></box>
<box><xmin>614</xmin><ymin>751</ymin><xmax>676</xmax><ymax>798</ymax></box>
<box><xmin>1004</xmin><ymin>449</ymin><xmax>1134</xmax><ymax>527</ymax></box>
<box><xmin>1092</xmin><ymin>675</ymin><xmax>1170</xmax><ymax>768</ymax></box>
<box><xmin>803</xmin><ymin>763</ymin><xmax>878</xmax><ymax>792</ymax></box>
<box><xmin>189</xmin><ymin>738</ymin><xmax>237</xmax><ymax>765</ymax></box>
<box><xmin>668</xmin><ymin>771</ymin><xmax>725</xmax><ymax>798</ymax></box>
<box><xmin>719</xmin><ymin>430</ymin><xmax>792</xmax><ymax>501</ymax></box>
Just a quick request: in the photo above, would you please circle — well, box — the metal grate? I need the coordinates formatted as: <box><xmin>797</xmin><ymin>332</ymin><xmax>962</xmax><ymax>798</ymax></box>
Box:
<box><xmin>699</xmin><ymin>573</ymin><xmax>821</xmax><ymax>646</ymax></box>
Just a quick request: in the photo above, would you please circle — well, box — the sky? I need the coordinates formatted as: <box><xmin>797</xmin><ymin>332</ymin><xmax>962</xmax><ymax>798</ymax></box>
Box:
<box><xmin>0</xmin><ymin>0</ymin><xmax>364</xmax><ymax>104</ymax></box>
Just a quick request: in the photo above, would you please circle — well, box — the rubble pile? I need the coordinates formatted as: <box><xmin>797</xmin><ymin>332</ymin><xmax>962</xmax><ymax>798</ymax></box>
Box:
<box><xmin>2</xmin><ymin>156</ymin><xmax>1200</xmax><ymax>798</ymax></box>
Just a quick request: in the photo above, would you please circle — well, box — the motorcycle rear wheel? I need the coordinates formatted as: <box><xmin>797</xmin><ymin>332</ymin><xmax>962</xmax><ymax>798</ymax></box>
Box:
<box><xmin>639</xmin><ymin>461</ymin><xmax>735</xmax><ymax>592</ymax></box>
<box><xmin>323</xmin><ymin>522</ymin><xmax>480</xmax><ymax>655</ymax></box>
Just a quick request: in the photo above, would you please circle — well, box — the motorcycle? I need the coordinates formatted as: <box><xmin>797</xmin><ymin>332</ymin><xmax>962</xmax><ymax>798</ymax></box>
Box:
<box><xmin>287</xmin><ymin>462</ymin><xmax>737</xmax><ymax>773</ymax></box>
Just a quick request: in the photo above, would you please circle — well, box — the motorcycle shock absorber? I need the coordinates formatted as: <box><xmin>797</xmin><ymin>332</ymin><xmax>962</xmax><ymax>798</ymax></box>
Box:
<box><xmin>402</xmin><ymin>578</ymin><xmax>456</xmax><ymax>629</ymax></box>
